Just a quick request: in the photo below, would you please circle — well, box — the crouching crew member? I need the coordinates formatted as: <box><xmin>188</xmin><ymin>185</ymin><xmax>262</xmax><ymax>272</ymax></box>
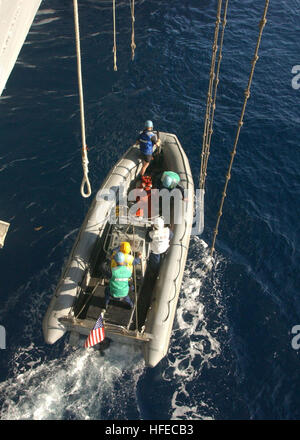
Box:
<box><xmin>111</xmin><ymin>241</ymin><xmax>141</xmax><ymax>273</ymax></box>
<box><xmin>160</xmin><ymin>170</ymin><xmax>186</xmax><ymax>200</ymax></box>
<box><xmin>105</xmin><ymin>252</ymin><xmax>134</xmax><ymax>309</ymax></box>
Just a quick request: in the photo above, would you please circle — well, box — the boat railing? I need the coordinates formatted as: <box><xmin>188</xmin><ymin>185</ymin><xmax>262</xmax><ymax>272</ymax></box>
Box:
<box><xmin>59</xmin><ymin>316</ymin><xmax>152</xmax><ymax>342</ymax></box>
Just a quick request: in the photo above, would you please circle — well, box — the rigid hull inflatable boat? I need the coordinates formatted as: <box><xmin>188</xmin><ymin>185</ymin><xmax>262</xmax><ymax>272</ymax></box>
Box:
<box><xmin>43</xmin><ymin>132</ymin><xmax>194</xmax><ymax>367</ymax></box>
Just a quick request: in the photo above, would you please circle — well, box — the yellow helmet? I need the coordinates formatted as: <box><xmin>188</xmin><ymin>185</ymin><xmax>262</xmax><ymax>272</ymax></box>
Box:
<box><xmin>120</xmin><ymin>241</ymin><xmax>131</xmax><ymax>254</ymax></box>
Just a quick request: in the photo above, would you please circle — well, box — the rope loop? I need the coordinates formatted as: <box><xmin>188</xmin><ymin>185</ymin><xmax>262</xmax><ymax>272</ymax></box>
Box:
<box><xmin>81</xmin><ymin>174</ymin><xmax>92</xmax><ymax>198</ymax></box>
<box><xmin>73</xmin><ymin>0</ymin><xmax>92</xmax><ymax>198</ymax></box>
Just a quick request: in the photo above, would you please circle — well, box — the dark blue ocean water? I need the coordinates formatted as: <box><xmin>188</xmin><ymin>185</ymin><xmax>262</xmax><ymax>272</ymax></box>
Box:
<box><xmin>0</xmin><ymin>0</ymin><xmax>300</xmax><ymax>420</ymax></box>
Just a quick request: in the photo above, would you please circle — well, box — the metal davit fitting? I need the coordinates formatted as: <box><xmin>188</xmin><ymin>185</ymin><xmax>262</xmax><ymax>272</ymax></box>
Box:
<box><xmin>0</xmin><ymin>220</ymin><xmax>10</xmax><ymax>249</ymax></box>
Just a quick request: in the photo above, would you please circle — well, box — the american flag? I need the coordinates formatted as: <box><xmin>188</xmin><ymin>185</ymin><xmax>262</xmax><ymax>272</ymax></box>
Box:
<box><xmin>84</xmin><ymin>314</ymin><xmax>105</xmax><ymax>348</ymax></box>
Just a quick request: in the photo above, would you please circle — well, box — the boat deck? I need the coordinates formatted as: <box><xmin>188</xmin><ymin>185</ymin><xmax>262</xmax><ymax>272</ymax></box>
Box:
<box><xmin>73</xmin><ymin>280</ymin><xmax>135</xmax><ymax>328</ymax></box>
<box><xmin>73</xmin><ymin>266</ymin><xmax>156</xmax><ymax>332</ymax></box>
<box><xmin>68</xmin><ymin>146</ymin><xmax>176</xmax><ymax>339</ymax></box>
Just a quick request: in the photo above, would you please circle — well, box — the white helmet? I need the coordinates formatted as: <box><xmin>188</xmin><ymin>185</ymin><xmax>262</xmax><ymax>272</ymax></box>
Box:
<box><xmin>153</xmin><ymin>217</ymin><xmax>164</xmax><ymax>229</ymax></box>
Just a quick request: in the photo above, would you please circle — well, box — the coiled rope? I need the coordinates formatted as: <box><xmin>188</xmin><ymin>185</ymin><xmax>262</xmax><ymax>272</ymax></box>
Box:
<box><xmin>210</xmin><ymin>0</ymin><xmax>270</xmax><ymax>256</ymax></box>
<box><xmin>73</xmin><ymin>0</ymin><xmax>92</xmax><ymax>198</ymax></box>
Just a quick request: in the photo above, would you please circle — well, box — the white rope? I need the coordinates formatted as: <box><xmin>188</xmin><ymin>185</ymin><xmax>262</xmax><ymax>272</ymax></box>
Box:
<box><xmin>129</xmin><ymin>0</ymin><xmax>136</xmax><ymax>60</ymax></box>
<box><xmin>113</xmin><ymin>0</ymin><xmax>117</xmax><ymax>71</ymax></box>
<box><xmin>73</xmin><ymin>0</ymin><xmax>92</xmax><ymax>198</ymax></box>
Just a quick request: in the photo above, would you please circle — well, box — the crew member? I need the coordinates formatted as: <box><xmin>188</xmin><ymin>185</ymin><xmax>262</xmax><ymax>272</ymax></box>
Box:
<box><xmin>111</xmin><ymin>241</ymin><xmax>141</xmax><ymax>273</ymax></box>
<box><xmin>146</xmin><ymin>217</ymin><xmax>173</xmax><ymax>273</ymax></box>
<box><xmin>105</xmin><ymin>252</ymin><xmax>134</xmax><ymax>309</ymax></box>
<box><xmin>136</xmin><ymin>120</ymin><xmax>160</xmax><ymax>176</ymax></box>
<box><xmin>160</xmin><ymin>170</ymin><xmax>186</xmax><ymax>200</ymax></box>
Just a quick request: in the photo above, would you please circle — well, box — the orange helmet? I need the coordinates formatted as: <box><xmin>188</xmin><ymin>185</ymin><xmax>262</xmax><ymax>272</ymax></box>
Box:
<box><xmin>120</xmin><ymin>241</ymin><xmax>131</xmax><ymax>254</ymax></box>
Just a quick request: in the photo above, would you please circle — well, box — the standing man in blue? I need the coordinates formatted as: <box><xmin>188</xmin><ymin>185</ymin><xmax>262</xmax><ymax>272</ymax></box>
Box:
<box><xmin>136</xmin><ymin>120</ymin><xmax>160</xmax><ymax>176</ymax></box>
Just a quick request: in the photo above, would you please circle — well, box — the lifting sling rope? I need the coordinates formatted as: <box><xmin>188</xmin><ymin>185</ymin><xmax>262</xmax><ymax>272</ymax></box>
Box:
<box><xmin>73</xmin><ymin>0</ymin><xmax>92</xmax><ymax>198</ymax></box>
<box><xmin>196</xmin><ymin>0</ymin><xmax>227</xmax><ymax>236</ymax></box>
<box><xmin>210</xmin><ymin>0</ymin><xmax>270</xmax><ymax>256</ymax></box>
<box><xmin>113</xmin><ymin>1</ymin><xmax>137</xmax><ymax>68</ymax></box>
<box><xmin>73</xmin><ymin>0</ymin><xmax>136</xmax><ymax>197</ymax></box>
<box><xmin>113</xmin><ymin>0</ymin><xmax>117</xmax><ymax>71</ymax></box>
<box><xmin>129</xmin><ymin>0</ymin><xmax>136</xmax><ymax>61</ymax></box>
<box><xmin>200</xmin><ymin>0</ymin><xmax>228</xmax><ymax>191</ymax></box>
<box><xmin>199</xmin><ymin>0</ymin><xmax>228</xmax><ymax>190</ymax></box>
<box><xmin>132</xmin><ymin>225</ymin><xmax>139</xmax><ymax>332</ymax></box>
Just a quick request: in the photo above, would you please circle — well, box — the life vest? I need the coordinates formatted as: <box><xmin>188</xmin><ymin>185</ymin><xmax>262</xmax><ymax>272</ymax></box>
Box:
<box><xmin>135</xmin><ymin>175</ymin><xmax>152</xmax><ymax>218</ymax></box>
<box><xmin>111</xmin><ymin>250</ymin><xmax>134</xmax><ymax>271</ymax></box>
<box><xmin>149</xmin><ymin>227</ymin><xmax>170</xmax><ymax>254</ymax></box>
<box><xmin>109</xmin><ymin>265</ymin><xmax>132</xmax><ymax>298</ymax></box>
<box><xmin>141</xmin><ymin>175</ymin><xmax>152</xmax><ymax>191</ymax></box>
<box><xmin>139</xmin><ymin>130</ymin><xmax>154</xmax><ymax>155</ymax></box>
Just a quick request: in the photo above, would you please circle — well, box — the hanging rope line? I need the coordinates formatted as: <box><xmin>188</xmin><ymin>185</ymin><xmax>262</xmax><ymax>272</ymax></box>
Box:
<box><xmin>113</xmin><ymin>0</ymin><xmax>118</xmax><ymax>71</ymax></box>
<box><xmin>210</xmin><ymin>0</ymin><xmax>270</xmax><ymax>256</ymax></box>
<box><xmin>129</xmin><ymin>0</ymin><xmax>136</xmax><ymax>60</ymax></box>
<box><xmin>199</xmin><ymin>0</ymin><xmax>223</xmax><ymax>191</ymax></box>
<box><xmin>73</xmin><ymin>0</ymin><xmax>92</xmax><ymax>198</ymax></box>
<box><xmin>75</xmin><ymin>281</ymin><xmax>101</xmax><ymax>319</ymax></box>
<box><xmin>132</xmin><ymin>225</ymin><xmax>139</xmax><ymax>332</ymax></box>
<box><xmin>200</xmin><ymin>0</ymin><xmax>229</xmax><ymax>191</ymax></box>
